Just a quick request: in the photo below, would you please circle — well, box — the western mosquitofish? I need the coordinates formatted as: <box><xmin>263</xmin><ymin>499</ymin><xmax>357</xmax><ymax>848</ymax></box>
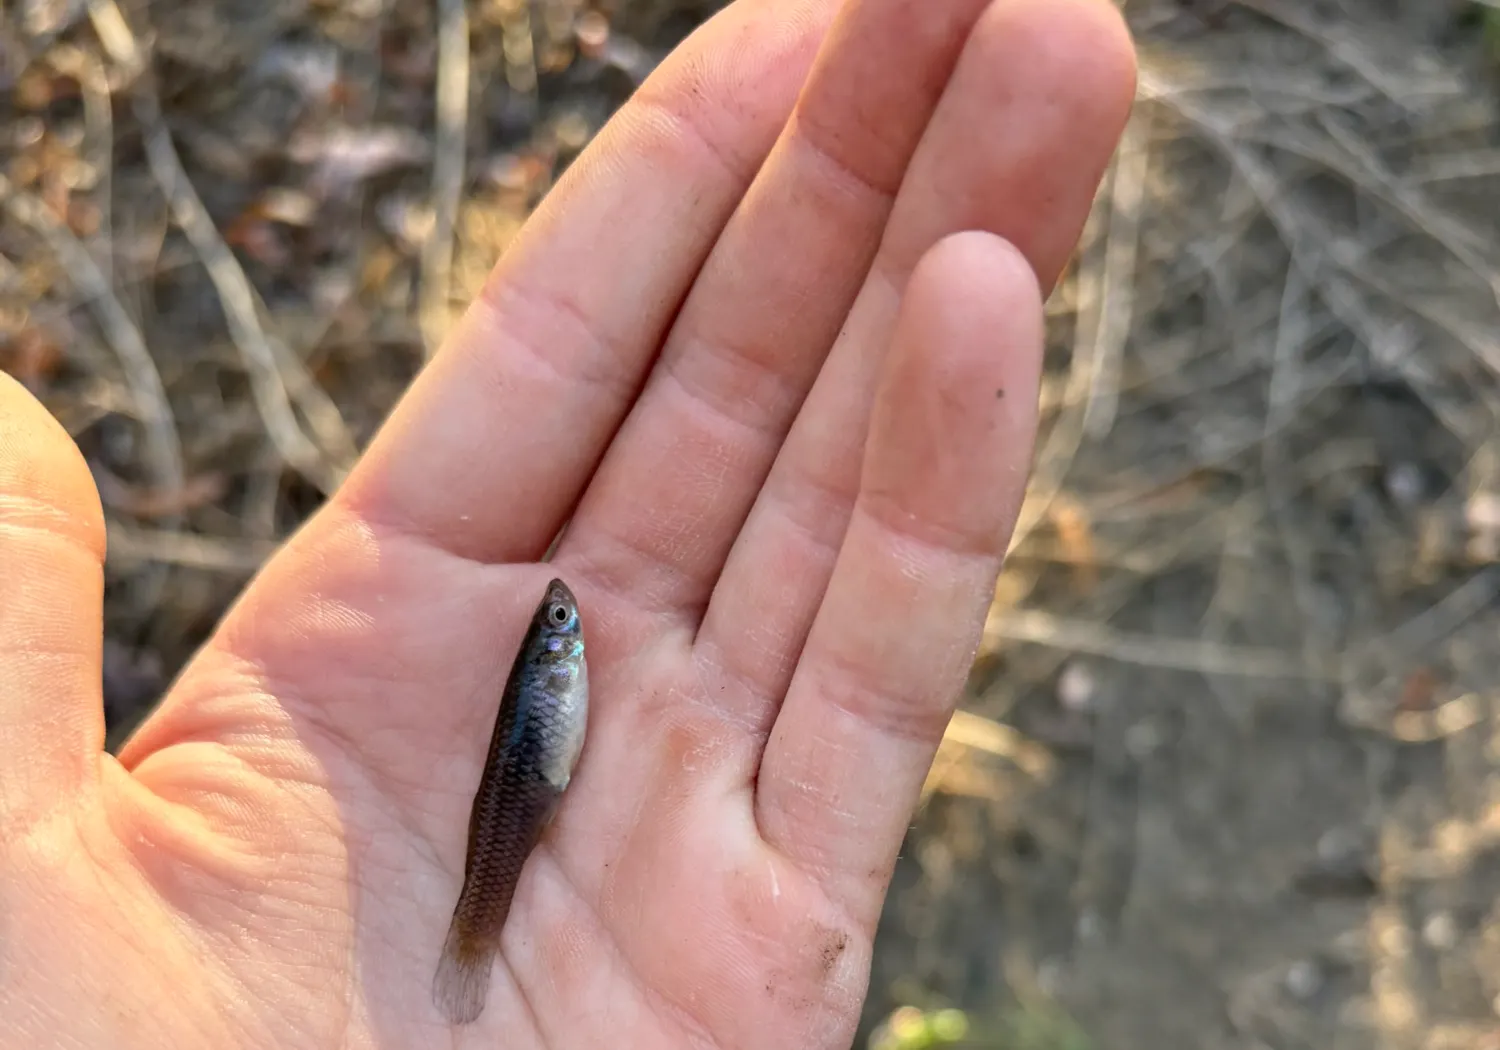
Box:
<box><xmin>432</xmin><ymin>577</ymin><xmax>589</xmax><ymax>1025</ymax></box>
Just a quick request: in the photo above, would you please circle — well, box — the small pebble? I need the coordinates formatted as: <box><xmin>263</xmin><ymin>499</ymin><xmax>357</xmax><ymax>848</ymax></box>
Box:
<box><xmin>575</xmin><ymin>10</ymin><xmax>610</xmax><ymax>53</ymax></box>
<box><xmin>12</xmin><ymin>116</ymin><xmax>45</xmax><ymax>148</ymax></box>
<box><xmin>259</xmin><ymin>187</ymin><xmax>318</xmax><ymax>227</ymax></box>
<box><xmin>1056</xmin><ymin>661</ymin><xmax>1096</xmax><ymax>713</ymax></box>
<box><xmin>1285</xmin><ymin>960</ymin><xmax>1322</xmax><ymax>1000</ymax></box>
<box><xmin>1384</xmin><ymin>462</ymin><xmax>1424</xmax><ymax>507</ymax></box>
<box><xmin>1422</xmin><ymin>911</ymin><xmax>1458</xmax><ymax>951</ymax></box>
<box><xmin>1466</xmin><ymin>492</ymin><xmax>1500</xmax><ymax>533</ymax></box>
<box><xmin>376</xmin><ymin>194</ymin><xmax>435</xmax><ymax>251</ymax></box>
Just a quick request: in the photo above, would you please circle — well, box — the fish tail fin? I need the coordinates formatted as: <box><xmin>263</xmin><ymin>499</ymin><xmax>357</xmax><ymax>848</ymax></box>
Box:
<box><xmin>432</xmin><ymin>918</ymin><xmax>497</xmax><ymax>1025</ymax></box>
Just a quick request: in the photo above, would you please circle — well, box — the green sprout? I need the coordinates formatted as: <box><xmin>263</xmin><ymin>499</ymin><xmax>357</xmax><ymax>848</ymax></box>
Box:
<box><xmin>869</xmin><ymin>1006</ymin><xmax>972</xmax><ymax>1050</ymax></box>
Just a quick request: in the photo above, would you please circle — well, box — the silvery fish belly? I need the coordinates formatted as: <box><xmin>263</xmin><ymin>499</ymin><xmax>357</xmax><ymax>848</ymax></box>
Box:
<box><xmin>431</xmin><ymin>577</ymin><xmax>589</xmax><ymax>1025</ymax></box>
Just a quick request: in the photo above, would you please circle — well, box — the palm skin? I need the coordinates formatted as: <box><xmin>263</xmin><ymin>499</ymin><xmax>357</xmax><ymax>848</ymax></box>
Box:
<box><xmin>0</xmin><ymin>1</ymin><xmax>1135</xmax><ymax>1047</ymax></box>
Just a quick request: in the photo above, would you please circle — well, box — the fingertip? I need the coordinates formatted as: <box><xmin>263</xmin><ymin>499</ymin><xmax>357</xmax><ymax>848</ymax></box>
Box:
<box><xmin>892</xmin><ymin>227</ymin><xmax>1044</xmax><ymax>407</ymax></box>
<box><xmin>895</xmin><ymin>230</ymin><xmax>1043</xmax><ymax>411</ymax></box>
<box><xmin>908</xmin><ymin>229</ymin><xmax>1043</xmax><ymax>327</ymax></box>
<box><xmin>866</xmin><ymin>229</ymin><xmax>1044</xmax><ymax>553</ymax></box>
<box><xmin>0</xmin><ymin>372</ymin><xmax>106</xmax><ymax>559</ymax></box>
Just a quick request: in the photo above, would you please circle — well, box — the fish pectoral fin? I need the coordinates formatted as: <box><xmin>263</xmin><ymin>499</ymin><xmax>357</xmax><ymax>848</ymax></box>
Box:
<box><xmin>538</xmin><ymin>785</ymin><xmax>566</xmax><ymax>827</ymax></box>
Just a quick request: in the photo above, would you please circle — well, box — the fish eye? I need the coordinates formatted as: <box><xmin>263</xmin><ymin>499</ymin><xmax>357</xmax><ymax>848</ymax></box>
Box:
<box><xmin>548</xmin><ymin>603</ymin><xmax>570</xmax><ymax>626</ymax></box>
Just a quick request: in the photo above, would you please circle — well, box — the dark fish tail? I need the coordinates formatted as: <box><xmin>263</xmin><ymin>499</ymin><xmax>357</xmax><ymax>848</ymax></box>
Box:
<box><xmin>431</xmin><ymin>773</ymin><xmax>561</xmax><ymax>1024</ymax></box>
<box><xmin>431</xmin><ymin>918</ymin><xmax>496</xmax><ymax>1026</ymax></box>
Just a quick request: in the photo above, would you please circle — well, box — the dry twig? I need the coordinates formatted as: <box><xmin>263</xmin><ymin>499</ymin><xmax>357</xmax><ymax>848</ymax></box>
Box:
<box><xmin>986</xmin><ymin>608</ymin><xmax>1341</xmax><ymax>681</ymax></box>
<box><xmin>419</xmin><ymin>0</ymin><xmax>471</xmax><ymax>359</ymax></box>
<box><xmin>84</xmin><ymin>0</ymin><xmax>357</xmax><ymax>495</ymax></box>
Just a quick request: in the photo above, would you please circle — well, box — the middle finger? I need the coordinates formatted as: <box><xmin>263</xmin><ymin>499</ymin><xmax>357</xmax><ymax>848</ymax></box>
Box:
<box><xmin>555</xmin><ymin>0</ymin><xmax>995</xmax><ymax>620</ymax></box>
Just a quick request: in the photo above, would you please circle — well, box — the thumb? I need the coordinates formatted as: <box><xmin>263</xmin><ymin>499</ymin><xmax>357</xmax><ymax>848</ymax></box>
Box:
<box><xmin>0</xmin><ymin>373</ymin><xmax>106</xmax><ymax>825</ymax></box>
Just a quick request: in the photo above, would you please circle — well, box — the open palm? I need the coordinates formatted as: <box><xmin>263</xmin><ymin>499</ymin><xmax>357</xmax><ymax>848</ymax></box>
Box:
<box><xmin>0</xmin><ymin>1</ymin><xmax>1134</xmax><ymax>1046</ymax></box>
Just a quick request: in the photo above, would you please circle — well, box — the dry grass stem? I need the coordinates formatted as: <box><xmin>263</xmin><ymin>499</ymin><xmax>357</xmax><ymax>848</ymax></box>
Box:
<box><xmin>419</xmin><ymin>0</ymin><xmax>471</xmax><ymax>359</ymax></box>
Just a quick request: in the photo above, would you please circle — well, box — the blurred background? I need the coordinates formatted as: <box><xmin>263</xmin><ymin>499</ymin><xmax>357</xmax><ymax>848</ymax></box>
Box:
<box><xmin>3</xmin><ymin>0</ymin><xmax>1500</xmax><ymax>1046</ymax></box>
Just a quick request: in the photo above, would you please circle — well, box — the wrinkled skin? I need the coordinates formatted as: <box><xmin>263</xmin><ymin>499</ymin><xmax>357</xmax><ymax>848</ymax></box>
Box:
<box><xmin>0</xmin><ymin>1</ymin><xmax>1135</xmax><ymax>1047</ymax></box>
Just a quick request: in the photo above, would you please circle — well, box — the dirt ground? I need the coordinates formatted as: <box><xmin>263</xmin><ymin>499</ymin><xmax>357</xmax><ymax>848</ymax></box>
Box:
<box><xmin>6</xmin><ymin>0</ymin><xmax>1500</xmax><ymax>1047</ymax></box>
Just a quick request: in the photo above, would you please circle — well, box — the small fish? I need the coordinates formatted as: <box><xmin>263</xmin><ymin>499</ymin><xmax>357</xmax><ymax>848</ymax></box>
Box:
<box><xmin>432</xmin><ymin>577</ymin><xmax>589</xmax><ymax>1025</ymax></box>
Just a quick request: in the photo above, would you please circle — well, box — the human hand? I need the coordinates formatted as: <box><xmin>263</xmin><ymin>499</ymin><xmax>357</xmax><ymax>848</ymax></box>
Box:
<box><xmin>0</xmin><ymin>0</ymin><xmax>1135</xmax><ymax>1046</ymax></box>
